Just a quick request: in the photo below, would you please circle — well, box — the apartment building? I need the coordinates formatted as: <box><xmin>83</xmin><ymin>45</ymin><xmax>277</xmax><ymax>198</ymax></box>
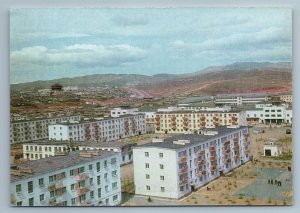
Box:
<box><xmin>246</xmin><ymin>104</ymin><xmax>293</xmax><ymax>125</ymax></box>
<box><xmin>10</xmin><ymin>116</ymin><xmax>81</xmax><ymax>144</ymax></box>
<box><xmin>133</xmin><ymin>126</ymin><xmax>251</xmax><ymax>199</ymax></box>
<box><xmin>214</xmin><ymin>93</ymin><xmax>270</xmax><ymax>106</ymax></box>
<box><xmin>11</xmin><ymin>150</ymin><xmax>121</xmax><ymax>206</ymax></box>
<box><xmin>154</xmin><ymin>110</ymin><xmax>247</xmax><ymax>134</ymax></box>
<box><xmin>280</xmin><ymin>94</ymin><xmax>293</xmax><ymax>103</ymax></box>
<box><xmin>49</xmin><ymin>114</ymin><xmax>146</xmax><ymax>142</ymax></box>
<box><xmin>22</xmin><ymin>141</ymin><xmax>136</xmax><ymax>166</ymax></box>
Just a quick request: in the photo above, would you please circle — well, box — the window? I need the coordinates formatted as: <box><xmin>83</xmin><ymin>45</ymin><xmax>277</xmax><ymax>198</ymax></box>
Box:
<box><xmin>79</xmin><ymin>167</ymin><xmax>84</xmax><ymax>173</ymax></box>
<box><xmin>71</xmin><ymin>198</ymin><xmax>76</xmax><ymax>205</ymax></box>
<box><xmin>39</xmin><ymin>194</ymin><xmax>44</xmax><ymax>201</ymax></box>
<box><xmin>146</xmin><ymin>185</ymin><xmax>150</xmax><ymax>191</ymax></box>
<box><xmin>159</xmin><ymin>153</ymin><xmax>163</xmax><ymax>158</ymax></box>
<box><xmin>38</xmin><ymin>178</ymin><xmax>44</xmax><ymax>187</ymax></box>
<box><xmin>145</xmin><ymin>163</ymin><xmax>149</xmax><ymax>169</ymax></box>
<box><xmin>111</xmin><ymin>158</ymin><xmax>117</xmax><ymax>165</ymax></box>
<box><xmin>98</xmin><ymin>188</ymin><xmax>101</xmax><ymax>198</ymax></box>
<box><xmin>71</xmin><ymin>184</ymin><xmax>75</xmax><ymax>191</ymax></box>
<box><xmin>160</xmin><ymin>176</ymin><xmax>164</xmax><ymax>181</ymax></box>
<box><xmin>61</xmin><ymin>172</ymin><xmax>66</xmax><ymax>179</ymax></box>
<box><xmin>50</xmin><ymin>191</ymin><xmax>55</xmax><ymax>198</ymax></box>
<box><xmin>112</xmin><ymin>170</ymin><xmax>117</xmax><ymax>177</ymax></box>
<box><xmin>89</xmin><ymin>178</ymin><xmax>93</xmax><ymax>185</ymax></box>
<box><xmin>105</xmin><ymin>185</ymin><xmax>109</xmax><ymax>192</ymax></box>
<box><xmin>113</xmin><ymin>195</ymin><xmax>118</xmax><ymax>201</ymax></box>
<box><xmin>146</xmin><ymin>174</ymin><xmax>150</xmax><ymax>179</ymax></box>
<box><xmin>104</xmin><ymin>160</ymin><xmax>108</xmax><ymax>168</ymax></box>
<box><xmin>145</xmin><ymin>152</ymin><xmax>149</xmax><ymax>157</ymax></box>
<box><xmin>112</xmin><ymin>182</ymin><xmax>117</xmax><ymax>189</ymax></box>
<box><xmin>96</xmin><ymin>162</ymin><xmax>100</xmax><ymax>172</ymax></box>
<box><xmin>89</xmin><ymin>164</ymin><xmax>93</xmax><ymax>171</ymax></box>
<box><xmin>28</xmin><ymin>181</ymin><xmax>33</xmax><ymax>194</ymax></box>
<box><xmin>79</xmin><ymin>194</ymin><xmax>86</xmax><ymax>202</ymax></box>
<box><xmin>17</xmin><ymin>201</ymin><xmax>22</xmax><ymax>206</ymax></box>
<box><xmin>104</xmin><ymin>173</ymin><xmax>108</xmax><ymax>180</ymax></box>
<box><xmin>97</xmin><ymin>175</ymin><xmax>101</xmax><ymax>185</ymax></box>
<box><xmin>161</xmin><ymin>187</ymin><xmax>165</xmax><ymax>192</ymax></box>
<box><xmin>29</xmin><ymin>198</ymin><xmax>34</xmax><ymax>206</ymax></box>
<box><xmin>49</xmin><ymin>175</ymin><xmax>55</xmax><ymax>183</ymax></box>
<box><xmin>90</xmin><ymin>191</ymin><xmax>94</xmax><ymax>199</ymax></box>
<box><xmin>180</xmin><ymin>186</ymin><xmax>184</xmax><ymax>191</ymax></box>
<box><xmin>16</xmin><ymin>184</ymin><xmax>21</xmax><ymax>193</ymax></box>
<box><xmin>160</xmin><ymin>164</ymin><xmax>164</xmax><ymax>169</ymax></box>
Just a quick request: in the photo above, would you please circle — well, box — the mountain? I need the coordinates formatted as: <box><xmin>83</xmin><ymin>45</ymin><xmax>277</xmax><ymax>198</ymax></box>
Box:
<box><xmin>11</xmin><ymin>62</ymin><xmax>292</xmax><ymax>95</ymax></box>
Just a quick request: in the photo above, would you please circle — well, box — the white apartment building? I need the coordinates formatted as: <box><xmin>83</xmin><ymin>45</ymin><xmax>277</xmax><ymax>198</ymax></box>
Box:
<box><xmin>22</xmin><ymin>141</ymin><xmax>136</xmax><ymax>166</ymax></box>
<box><xmin>214</xmin><ymin>93</ymin><xmax>270</xmax><ymax>106</ymax></box>
<box><xmin>154</xmin><ymin>110</ymin><xmax>247</xmax><ymax>134</ymax></box>
<box><xmin>10</xmin><ymin>116</ymin><xmax>81</xmax><ymax>144</ymax></box>
<box><xmin>133</xmin><ymin>126</ymin><xmax>251</xmax><ymax>199</ymax></box>
<box><xmin>11</xmin><ymin>150</ymin><xmax>121</xmax><ymax>206</ymax></box>
<box><xmin>246</xmin><ymin>104</ymin><xmax>293</xmax><ymax>125</ymax></box>
<box><xmin>49</xmin><ymin>114</ymin><xmax>146</xmax><ymax>142</ymax></box>
<box><xmin>110</xmin><ymin>108</ymin><xmax>139</xmax><ymax>117</ymax></box>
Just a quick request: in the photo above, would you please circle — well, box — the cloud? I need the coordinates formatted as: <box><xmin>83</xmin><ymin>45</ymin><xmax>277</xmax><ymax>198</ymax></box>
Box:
<box><xmin>11</xmin><ymin>44</ymin><xmax>147</xmax><ymax>68</ymax></box>
<box><xmin>112</xmin><ymin>15</ymin><xmax>148</xmax><ymax>26</ymax></box>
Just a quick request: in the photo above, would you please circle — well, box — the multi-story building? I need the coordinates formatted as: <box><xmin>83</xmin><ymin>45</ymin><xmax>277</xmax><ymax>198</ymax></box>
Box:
<box><xmin>48</xmin><ymin>114</ymin><xmax>146</xmax><ymax>142</ymax></box>
<box><xmin>22</xmin><ymin>141</ymin><xmax>136</xmax><ymax>166</ymax></box>
<box><xmin>214</xmin><ymin>93</ymin><xmax>270</xmax><ymax>106</ymax></box>
<box><xmin>110</xmin><ymin>108</ymin><xmax>139</xmax><ymax>118</ymax></box>
<box><xmin>246</xmin><ymin>104</ymin><xmax>293</xmax><ymax>125</ymax></box>
<box><xmin>10</xmin><ymin>116</ymin><xmax>81</xmax><ymax>144</ymax></box>
<box><xmin>279</xmin><ymin>94</ymin><xmax>293</xmax><ymax>103</ymax></box>
<box><xmin>154</xmin><ymin>110</ymin><xmax>247</xmax><ymax>134</ymax></box>
<box><xmin>133</xmin><ymin>126</ymin><xmax>251</xmax><ymax>199</ymax></box>
<box><xmin>11</xmin><ymin>150</ymin><xmax>121</xmax><ymax>206</ymax></box>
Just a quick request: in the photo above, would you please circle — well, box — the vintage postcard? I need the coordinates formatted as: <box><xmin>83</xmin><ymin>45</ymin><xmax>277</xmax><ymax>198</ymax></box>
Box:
<box><xmin>10</xmin><ymin>8</ymin><xmax>292</xmax><ymax>206</ymax></box>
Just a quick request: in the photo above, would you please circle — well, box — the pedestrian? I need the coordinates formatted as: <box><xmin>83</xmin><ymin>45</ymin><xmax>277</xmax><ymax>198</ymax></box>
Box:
<box><xmin>268</xmin><ymin>179</ymin><xmax>270</xmax><ymax>184</ymax></box>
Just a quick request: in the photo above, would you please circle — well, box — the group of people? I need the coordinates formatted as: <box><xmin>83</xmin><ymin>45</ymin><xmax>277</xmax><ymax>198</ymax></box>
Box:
<box><xmin>268</xmin><ymin>179</ymin><xmax>282</xmax><ymax>186</ymax></box>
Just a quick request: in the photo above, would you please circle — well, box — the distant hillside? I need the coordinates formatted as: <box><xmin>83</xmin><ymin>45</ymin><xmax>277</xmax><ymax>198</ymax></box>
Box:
<box><xmin>11</xmin><ymin>73</ymin><xmax>178</xmax><ymax>91</ymax></box>
<box><xmin>137</xmin><ymin>62</ymin><xmax>292</xmax><ymax>96</ymax></box>
<box><xmin>11</xmin><ymin>62</ymin><xmax>292</xmax><ymax>95</ymax></box>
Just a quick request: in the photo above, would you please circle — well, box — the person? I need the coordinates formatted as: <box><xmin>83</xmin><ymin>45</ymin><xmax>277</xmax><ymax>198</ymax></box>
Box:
<box><xmin>148</xmin><ymin>197</ymin><xmax>152</xmax><ymax>202</ymax></box>
<box><xmin>268</xmin><ymin>179</ymin><xmax>270</xmax><ymax>184</ymax></box>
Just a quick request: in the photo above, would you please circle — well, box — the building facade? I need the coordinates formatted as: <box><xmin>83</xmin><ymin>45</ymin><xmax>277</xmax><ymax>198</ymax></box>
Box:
<box><xmin>154</xmin><ymin>111</ymin><xmax>247</xmax><ymax>134</ymax></box>
<box><xmin>22</xmin><ymin>141</ymin><xmax>136</xmax><ymax>166</ymax></box>
<box><xmin>49</xmin><ymin>114</ymin><xmax>146</xmax><ymax>142</ymax></box>
<box><xmin>214</xmin><ymin>93</ymin><xmax>270</xmax><ymax>106</ymax></box>
<box><xmin>133</xmin><ymin>126</ymin><xmax>251</xmax><ymax>199</ymax></box>
<box><xmin>11</xmin><ymin>151</ymin><xmax>121</xmax><ymax>206</ymax></box>
<box><xmin>110</xmin><ymin>108</ymin><xmax>139</xmax><ymax>118</ymax></box>
<box><xmin>280</xmin><ymin>94</ymin><xmax>292</xmax><ymax>103</ymax></box>
<box><xmin>246</xmin><ymin>104</ymin><xmax>293</xmax><ymax>125</ymax></box>
<box><xmin>10</xmin><ymin>116</ymin><xmax>81</xmax><ymax>144</ymax></box>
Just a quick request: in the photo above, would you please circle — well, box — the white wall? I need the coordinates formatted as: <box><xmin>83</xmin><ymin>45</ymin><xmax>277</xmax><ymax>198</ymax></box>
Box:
<box><xmin>49</xmin><ymin>125</ymin><xmax>69</xmax><ymax>141</ymax></box>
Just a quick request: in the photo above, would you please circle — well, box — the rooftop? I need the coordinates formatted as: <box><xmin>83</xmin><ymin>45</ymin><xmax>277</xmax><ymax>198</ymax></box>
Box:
<box><xmin>156</xmin><ymin>109</ymin><xmax>242</xmax><ymax>114</ymax></box>
<box><xmin>11</xmin><ymin>115</ymin><xmax>80</xmax><ymax>124</ymax></box>
<box><xmin>23</xmin><ymin>140</ymin><xmax>135</xmax><ymax>148</ymax></box>
<box><xmin>215</xmin><ymin>93</ymin><xmax>269</xmax><ymax>98</ymax></box>
<box><xmin>11</xmin><ymin>150</ymin><xmax>116</xmax><ymax>182</ymax></box>
<box><xmin>136</xmin><ymin>126</ymin><xmax>248</xmax><ymax>150</ymax></box>
<box><xmin>178</xmin><ymin>96</ymin><xmax>214</xmax><ymax>104</ymax></box>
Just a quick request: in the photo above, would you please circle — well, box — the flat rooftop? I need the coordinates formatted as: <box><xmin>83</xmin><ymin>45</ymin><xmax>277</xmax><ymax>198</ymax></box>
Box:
<box><xmin>11</xmin><ymin>115</ymin><xmax>81</xmax><ymax>124</ymax></box>
<box><xmin>215</xmin><ymin>93</ymin><xmax>269</xmax><ymax>98</ymax></box>
<box><xmin>22</xmin><ymin>140</ymin><xmax>135</xmax><ymax>148</ymax></box>
<box><xmin>156</xmin><ymin>109</ymin><xmax>242</xmax><ymax>114</ymax></box>
<box><xmin>136</xmin><ymin>126</ymin><xmax>248</xmax><ymax>150</ymax></box>
<box><xmin>11</xmin><ymin>150</ymin><xmax>116</xmax><ymax>182</ymax></box>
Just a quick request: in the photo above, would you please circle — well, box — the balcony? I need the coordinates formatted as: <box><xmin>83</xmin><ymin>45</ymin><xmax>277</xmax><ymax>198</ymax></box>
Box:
<box><xmin>78</xmin><ymin>200</ymin><xmax>92</xmax><ymax>206</ymax></box>
<box><xmin>210</xmin><ymin>166</ymin><xmax>217</xmax><ymax>172</ymax></box>
<box><xmin>224</xmin><ymin>140</ymin><xmax>230</xmax><ymax>146</ymax></box>
<box><xmin>209</xmin><ymin>146</ymin><xmax>216</xmax><ymax>152</ymax></box>
<box><xmin>75</xmin><ymin>173</ymin><xmax>89</xmax><ymax>182</ymax></box>
<box><xmin>48</xmin><ymin>198</ymin><xmax>57</xmax><ymax>206</ymax></box>
<box><xmin>210</xmin><ymin>156</ymin><xmax>217</xmax><ymax>162</ymax></box>
<box><xmin>77</xmin><ymin>187</ymin><xmax>90</xmax><ymax>195</ymax></box>
<box><xmin>199</xmin><ymin>150</ymin><xmax>205</xmax><ymax>155</ymax></box>
<box><xmin>244</xmin><ymin>150</ymin><xmax>251</xmax><ymax>154</ymax></box>
<box><xmin>234</xmin><ymin>155</ymin><xmax>239</xmax><ymax>160</ymax></box>
<box><xmin>233</xmin><ymin>137</ymin><xmax>239</xmax><ymax>142</ymax></box>
<box><xmin>198</xmin><ymin>160</ymin><xmax>205</xmax><ymax>165</ymax></box>
<box><xmin>233</xmin><ymin>146</ymin><xmax>240</xmax><ymax>151</ymax></box>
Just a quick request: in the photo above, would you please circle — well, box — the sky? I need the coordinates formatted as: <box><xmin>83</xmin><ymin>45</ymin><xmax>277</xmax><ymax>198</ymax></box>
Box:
<box><xmin>10</xmin><ymin>8</ymin><xmax>292</xmax><ymax>84</ymax></box>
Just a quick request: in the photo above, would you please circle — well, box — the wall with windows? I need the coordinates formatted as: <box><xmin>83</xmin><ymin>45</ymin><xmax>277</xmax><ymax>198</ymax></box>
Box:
<box><xmin>10</xmin><ymin>154</ymin><xmax>121</xmax><ymax>206</ymax></box>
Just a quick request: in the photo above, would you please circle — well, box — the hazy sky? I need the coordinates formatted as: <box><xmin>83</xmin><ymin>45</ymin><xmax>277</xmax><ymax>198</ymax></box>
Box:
<box><xmin>10</xmin><ymin>8</ymin><xmax>292</xmax><ymax>83</ymax></box>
